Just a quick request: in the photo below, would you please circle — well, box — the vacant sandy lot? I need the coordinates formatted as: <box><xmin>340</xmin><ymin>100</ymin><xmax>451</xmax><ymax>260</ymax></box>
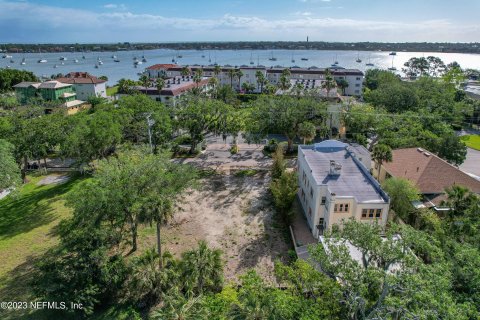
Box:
<box><xmin>140</xmin><ymin>171</ymin><xmax>291</xmax><ymax>283</ymax></box>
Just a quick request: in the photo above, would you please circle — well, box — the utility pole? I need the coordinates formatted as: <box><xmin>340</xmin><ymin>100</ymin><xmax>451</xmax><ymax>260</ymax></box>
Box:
<box><xmin>145</xmin><ymin>113</ymin><xmax>155</xmax><ymax>153</ymax></box>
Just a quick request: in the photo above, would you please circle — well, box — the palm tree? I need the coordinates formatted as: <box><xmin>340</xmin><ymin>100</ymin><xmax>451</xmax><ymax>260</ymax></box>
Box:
<box><xmin>372</xmin><ymin>144</ymin><xmax>393</xmax><ymax>180</ymax></box>
<box><xmin>152</xmin><ymin>291</ymin><xmax>206</xmax><ymax>320</ymax></box>
<box><xmin>322</xmin><ymin>69</ymin><xmax>336</xmax><ymax>98</ymax></box>
<box><xmin>208</xmin><ymin>77</ymin><xmax>219</xmax><ymax>98</ymax></box>
<box><xmin>181</xmin><ymin>66</ymin><xmax>191</xmax><ymax>78</ymax></box>
<box><xmin>180</xmin><ymin>241</ymin><xmax>223</xmax><ymax>295</ymax></box>
<box><xmin>139</xmin><ymin>74</ymin><xmax>151</xmax><ymax>93</ymax></box>
<box><xmin>227</xmin><ymin>69</ymin><xmax>236</xmax><ymax>89</ymax></box>
<box><xmin>142</xmin><ymin>163</ymin><xmax>196</xmax><ymax>268</ymax></box>
<box><xmin>193</xmin><ymin>68</ymin><xmax>203</xmax><ymax>86</ymax></box>
<box><xmin>190</xmin><ymin>69</ymin><xmax>204</xmax><ymax>95</ymax></box>
<box><xmin>278</xmin><ymin>74</ymin><xmax>291</xmax><ymax>91</ymax></box>
<box><xmin>255</xmin><ymin>70</ymin><xmax>266</xmax><ymax>93</ymax></box>
<box><xmin>241</xmin><ymin>82</ymin><xmax>255</xmax><ymax>93</ymax></box>
<box><xmin>156</xmin><ymin>78</ymin><xmax>165</xmax><ymax>94</ymax></box>
<box><xmin>336</xmin><ymin>79</ymin><xmax>349</xmax><ymax>95</ymax></box>
<box><xmin>213</xmin><ymin>65</ymin><xmax>222</xmax><ymax>78</ymax></box>
<box><xmin>298</xmin><ymin>122</ymin><xmax>316</xmax><ymax>144</ymax></box>
<box><xmin>441</xmin><ymin>185</ymin><xmax>477</xmax><ymax>221</ymax></box>
<box><xmin>127</xmin><ymin>248</ymin><xmax>179</xmax><ymax>307</ymax></box>
<box><xmin>235</xmin><ymin>69</ymin><xmax>244</xmax><ymax>90</ymax></box>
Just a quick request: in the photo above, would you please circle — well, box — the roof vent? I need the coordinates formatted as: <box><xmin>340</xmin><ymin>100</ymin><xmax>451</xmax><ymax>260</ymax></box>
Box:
<box><xmin>417</xmin><ymin>148</ymin><xmax>424</xmax><ymax>152</ymax></box>
<box><xmin>424</xmin><ymin>152</ymin><xmax>431</xmax><ymax>157</ymax></box>
<box><xmin>329</xmin><ymin>160</ymin><xmax>342</xmax><ymax>176</ymax></box>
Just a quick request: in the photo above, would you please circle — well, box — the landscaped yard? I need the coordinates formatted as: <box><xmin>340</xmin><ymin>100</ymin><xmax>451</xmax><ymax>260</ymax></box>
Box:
<box><xmin>0</xmin><ymin>174</ymin><xmax>83</xmax><ymax>319</ymax></box>
<box><xmin>461</xmin><ymin>134</ymin><xmax>480</xmax><ymax>150</ymax></box>
<box><xmin>106</xmin><ymin>85</ymin><xmax>118</xmax><ymax>96</ymax></box>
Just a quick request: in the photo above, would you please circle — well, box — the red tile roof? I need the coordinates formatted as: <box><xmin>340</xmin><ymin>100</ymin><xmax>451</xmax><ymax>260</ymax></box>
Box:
<box><xmin>56</xmin><ymin>72</ymin><xmax>106</xmax><ymax>84</ymax></box>
<box><xmin>383</xmin><ymin>148</ymin><xmax>480</xmax><ymax>195</ymax></box>
<box><xmin>146</xmin><ymin>64</ymin><xmax>178</xmax><ymax>70</ymax></box>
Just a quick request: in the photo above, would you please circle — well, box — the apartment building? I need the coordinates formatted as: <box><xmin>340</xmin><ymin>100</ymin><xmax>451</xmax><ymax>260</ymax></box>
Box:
<box><xmin>145</xmin><ymin>64</ymin><xmax>364</xmax><ymax>97</ymax></box>
<box><xmin>298</xmin><ymin>140</ymin><xmax>390</xmax><ymax>238</ymax></box>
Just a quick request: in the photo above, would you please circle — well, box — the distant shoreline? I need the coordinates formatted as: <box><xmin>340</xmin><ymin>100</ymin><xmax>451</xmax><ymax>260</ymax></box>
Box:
<box><xmin>1</xmin><ymin>42</ymin><xmax>480</xmax><ymax>54</ymax></box>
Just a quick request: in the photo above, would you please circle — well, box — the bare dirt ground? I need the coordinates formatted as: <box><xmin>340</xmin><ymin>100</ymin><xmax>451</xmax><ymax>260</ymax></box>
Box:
<box><xmin>140</xmin><ymin>171</ymin><xmax>291</xmax><ymax>283</ymax></box>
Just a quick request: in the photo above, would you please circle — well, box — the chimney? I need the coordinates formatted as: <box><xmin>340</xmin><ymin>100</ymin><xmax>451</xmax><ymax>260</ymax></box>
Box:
<box><xmin>329</xmin><ymin>160</ymin><xmax>342</xmax><ymax>176</ymax></box>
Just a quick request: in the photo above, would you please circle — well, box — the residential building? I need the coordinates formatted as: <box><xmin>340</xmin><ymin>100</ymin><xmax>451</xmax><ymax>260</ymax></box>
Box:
<box><xmin>13</xmin><ymin>80</ymin><xmax>87</xmax><ymax>114</ymax></box>
<box><xmin>56</xmin><ymin>72</ymin><xmax>107</xmax><ymax>100</ymax></box>
<box><xmin>465</xmin><ymin>80</ymin><xmax>480</xmax><ymax>100</ymax></box>
<box><xmin>298</xmin><ymin>140</ymin><xmax>390</xmax><ymax>239</ymax></box>
<box><xmin>117</xmin><ymin>76</ymin><xmax>211</xmax><ymax>105</ymax></box>
<box><xmin>375</xmin><ymin>147</ymin><xmax>480</xmax><ymax>211</ymax></box>
<box><xmin>145</xmin><ymin>64</ymin><xmax>364</xmax><ymax>97</ymax></box>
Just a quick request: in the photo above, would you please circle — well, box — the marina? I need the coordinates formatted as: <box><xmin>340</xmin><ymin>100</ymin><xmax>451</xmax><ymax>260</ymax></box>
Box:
<box><xmin>1</xmin><ymin>49</ymin><xmax>479</xmax><ymax>84</ymax></box>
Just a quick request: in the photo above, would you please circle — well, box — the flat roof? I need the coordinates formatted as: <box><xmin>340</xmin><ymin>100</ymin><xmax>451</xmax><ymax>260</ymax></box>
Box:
<box><xmin>301</xmin><ymin>141</ymin><xmax>387</xmax><ymax>203</ymax></box>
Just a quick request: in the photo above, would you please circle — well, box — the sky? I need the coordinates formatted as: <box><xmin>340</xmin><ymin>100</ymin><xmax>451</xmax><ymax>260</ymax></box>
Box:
<box><xmin>0</xmin><ymin>0</ymin><xmax>479</xmax><ymax>43</ymax></box>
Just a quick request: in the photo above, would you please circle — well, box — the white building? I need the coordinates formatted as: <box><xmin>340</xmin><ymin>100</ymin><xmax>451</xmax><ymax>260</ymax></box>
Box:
<box><xmin>56</xmin><ymin>72</ymin><xmax>107</xmax><ymax>100</ymax></box>
<box><xmin>117</xmin><ymin>76</ymin><xmax>211</xmax><ymax>106</ymax></box>
<box><xmin>145</xmin><ymin>64</ymin><xmax>364</xmax><ymax>97</ymax></box>
<box><xmin>297</xmin><ymin>140</ymin><xmax>390</xmax><ymax>238</ymax></box>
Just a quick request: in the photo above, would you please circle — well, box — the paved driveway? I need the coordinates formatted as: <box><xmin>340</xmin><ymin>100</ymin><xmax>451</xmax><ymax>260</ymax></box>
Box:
<box><xmin>460</xmin><ymin>148</ymin><xmax>480</xmax><ymax>179</ymax></box>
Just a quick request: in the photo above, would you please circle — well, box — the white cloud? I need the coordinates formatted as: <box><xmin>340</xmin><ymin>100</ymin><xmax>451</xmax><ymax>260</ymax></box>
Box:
<box><xmin>0</xmin><ymin>0</ymin><xmax>478</xmax><ymax>42</ymax></box>
<box><xmin>103</xmin><ymin>3</ymin><xmax>126</xmax><ymax>10</ymax></box>
<box><xmin>295</xmin><ymin>11</ymin><xmax>313</xmax><ymax>16</ymax></box>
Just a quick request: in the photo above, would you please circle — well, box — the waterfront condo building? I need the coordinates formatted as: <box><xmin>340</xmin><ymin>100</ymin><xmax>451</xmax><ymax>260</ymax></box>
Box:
<box><xmin>298</xmin><ymin>140</ymin><xmax>390</xmax><ymax>239</ymax></box>
<box><xmin>145</xmin><ymin>64</ymin><xmax>364</xmax><ymax>97</ymax></box>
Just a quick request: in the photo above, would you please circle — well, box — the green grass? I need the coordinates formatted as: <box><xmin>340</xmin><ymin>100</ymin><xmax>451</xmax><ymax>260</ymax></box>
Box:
<box><xmin>106</xmin><ymin>86</ymin><xmax>118</xmax><ymax>96</ymax></box>
<box><xmin>460</xmin><ymin>135</ymin><xmax>480</xmax><ymax>151</ymax></box>
<box><xmin>0</xmin><ymin>174</ymin><xmax>85</xmax><ymax>319</ymax></box>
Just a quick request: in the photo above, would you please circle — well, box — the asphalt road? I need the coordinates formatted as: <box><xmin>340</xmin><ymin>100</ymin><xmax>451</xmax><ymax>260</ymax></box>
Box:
<box><xmin>460</xmin><ymin>147</ymin><xmax>480</xmax><ymax>179</ymax></box>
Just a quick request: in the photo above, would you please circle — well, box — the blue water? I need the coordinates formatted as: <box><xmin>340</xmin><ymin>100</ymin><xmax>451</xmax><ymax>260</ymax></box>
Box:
<box><xmin>1</xmin><ymin>49</ymin><xmax>479</xmax><ymax>85</ymax></box>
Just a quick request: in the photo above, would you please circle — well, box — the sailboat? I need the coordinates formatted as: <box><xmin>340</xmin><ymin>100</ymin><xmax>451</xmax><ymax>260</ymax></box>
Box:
<box><xmin>356</xmin><ymin>53</ymin><xmax>362</xmax><ymax>63</ymax></box>
<box><xmin>331</xmin><ymin>55</ymin><xmax>338</xmax><ymax>67</ymax></box>
<box><xmin>112</xmin><ymin>54</ymin><xmax>117</xmax><ymax>59</ymax></box>
<box><xmin>2</xmin><ymin>53</ymin><xmax>12</xmax><ymax>59</ymax></box>
<box><xmin>21</xmin><ymin>57</ymin><xmax>26</xmax><ymax>65</ymax></box>
<box><xmin>114</xmin><ymin>58</ymin><xmax>120</xmax><ymax>62</ymax></box>
<box><xmin>74</xmin><ymin>59</ymin><xmax>79</xmax><ymax>63</ymax></box>
<box><xmin>389</xmin><ymin>52</ymin><xmax>397</xmax><ymax>56</ymax></box>
<box><xmin>82</xmin><ymin>54</ymin><xmax>86</xmax><ymax>59</ymax></box>
<box><xmin>388</xmin><ymin>56</ymin><xmax>397</xmax><ymax>71</ymax></box>
<box><xmin>366</xmin><ymin>55</ymin><xmax>374</xmax><ymax>67</ymax></box>
<box><xmin>59</xmin><ymin>56</ymin><xmax>67</xmax><ymax>61</ymax></box>
<box><xmin>37</xmin><ymin>49</ymin><xmax>47</xmax><ymax>63</ymax></box>
<box><xmin>208</xmin><ymin>52</ymin><xmax>211</xmax><ymax>63</ymax></box>
<box><xmin>250</xmin><ymin>52</ymin><xmax>254</xmax><ymax>65</ymax></box>
<box><xmin>268</xmin><ymin>51</ymin><xmax>277</xmax><ymax>61</ymax></box>
<box><xmin>291</xmin><ymin>52</ymin><xmax>295</xmax><ymax>63</ymax></box>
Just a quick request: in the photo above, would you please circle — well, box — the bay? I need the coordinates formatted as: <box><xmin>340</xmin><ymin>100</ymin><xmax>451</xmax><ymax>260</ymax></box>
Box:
<box><xmin>1</xmin><ymin>49</ymin><xmax>479</xmax><ymax>85</ymax></box>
